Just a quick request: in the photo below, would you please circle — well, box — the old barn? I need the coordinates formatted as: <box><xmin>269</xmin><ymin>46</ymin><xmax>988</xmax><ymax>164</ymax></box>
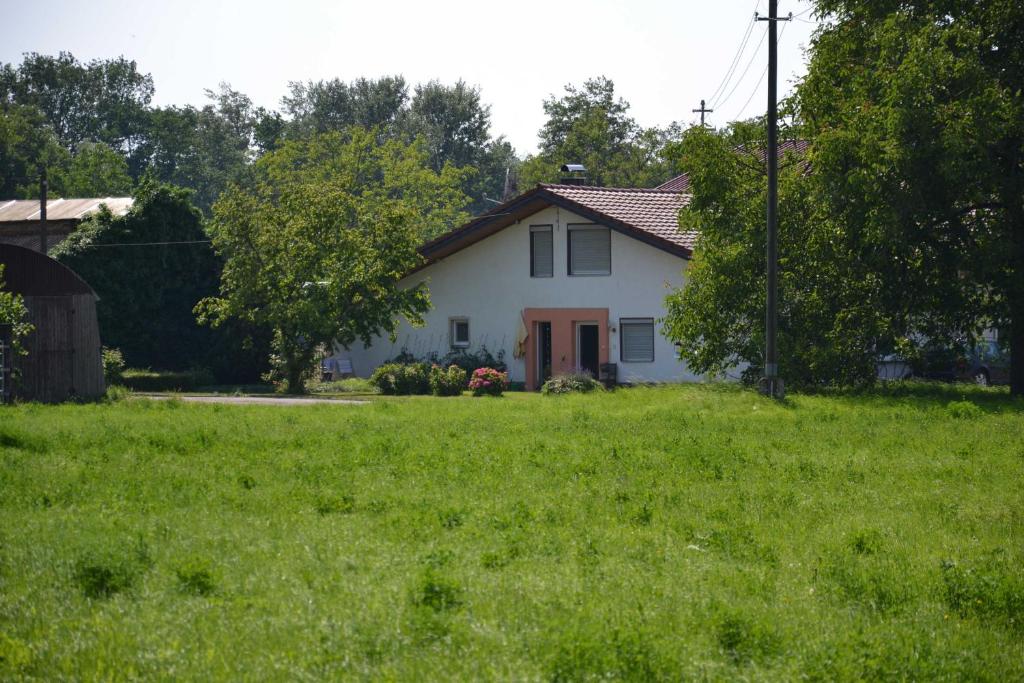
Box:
<box><xmin>0</xmin><ymin>243</ymin><xmax>104</xmax><ymax>402</ymax></box>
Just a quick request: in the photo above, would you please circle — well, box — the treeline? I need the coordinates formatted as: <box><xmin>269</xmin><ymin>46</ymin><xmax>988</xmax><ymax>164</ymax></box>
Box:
<box><xmin>0</xmin><ymin>53</ymin><xmax>687</xmax><ymax>216</ymax></box>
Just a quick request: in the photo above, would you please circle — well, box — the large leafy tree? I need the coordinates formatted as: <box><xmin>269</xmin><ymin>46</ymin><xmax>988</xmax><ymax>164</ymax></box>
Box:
<box><xmin>520</xmin><ymin>77</ymin><xmax>677</xmax><ymax>188</ymax></box>
<box><xmin>282</xmin><ymin>76</ymin><xmax>409</xmax><ymax>139</ymax></box>
<box><xmin>0</xmin><ymin>103</ymin><xmax>68</xmax><ymax>198</ymax></box>
<box><xmin>799</xmin><ymin>0</ymin><xmax>1024</xmax><ymax>393</ymax></box>
<box><xmin>663</xmin><ymin>124</ymin><xmax>894</xmax><ymax>387</ymax></box>
<box><xmin>52</xmin><ymin>181</ymin><xmax>267</xmax><ymax>380</ymax></box>
<box><xmin>131</xmin><ymin>84</ymin><xmax>256</xmax><ymax>212</ymax></box>
<box><xmin>197</xmin><ymin>128</ymin><xmax>469</xmax><ymax>393</ymax></box>
<box><xmin>0</xmin><ymin>52</ymin><xmax>153</xmax><ymax>153</ymax></box>
<box><xmin>55</xmin><ymin>142</ymin><xmax>133</xmax><ymax>196</ymax></box>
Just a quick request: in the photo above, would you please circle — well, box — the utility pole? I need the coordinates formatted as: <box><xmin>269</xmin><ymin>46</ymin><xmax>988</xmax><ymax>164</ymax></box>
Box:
<box><xmin>757</xmin><ymin>0</ymin><xmax>790</xmax><ymax>399</ymax></box>
<box><xmin>38</xmin><ymin>165</ymin><xmax>48</xmax><ymax>254</ymax></box>
<box><xmin>692</xmin><ymin>99</ymin><xmax>713</xmax><ymax>126</ymax></box>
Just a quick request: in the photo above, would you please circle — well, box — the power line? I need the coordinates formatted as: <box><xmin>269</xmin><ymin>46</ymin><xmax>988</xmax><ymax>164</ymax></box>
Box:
<box><xmin>712</xmin><ymin>22</ymin><xmax>769</xmax><ymax>110</ymax></box>
<box><xmin>735</xmin><ymin>20</ymin><xmax>790</xmax><ymax>119</ymax></box>
<box><xmin>704</xmin><ymin>0</ymin><xmax>761</xmax><ymax>109</ymax></box>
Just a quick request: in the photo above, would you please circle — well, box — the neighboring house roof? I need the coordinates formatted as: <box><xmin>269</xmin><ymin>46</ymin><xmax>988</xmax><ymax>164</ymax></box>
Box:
<box><xmin>420</xmin><ymin>183</ymin><xmax>692</xmax><ymax>267</ymax></box>
<box><xmin>0</xmin><ymin>197</ymin><xmax>134</xmax><ymax>222</ymax></box>
<box><xmin>656</xmin><ymin>139</ymin><xmax>811</xmax><ymax>192</ymax></box>
<box><xmin>0</xmin><ymin>197</ymin><xmax>134</xmax><ymax>253</ymax></box>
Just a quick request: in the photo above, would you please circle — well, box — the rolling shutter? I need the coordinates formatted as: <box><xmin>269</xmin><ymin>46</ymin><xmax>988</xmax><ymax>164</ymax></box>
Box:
<box><xmin>569</xmin><ymin>226</ymin><xmax>610</xmax><ymax>275</ymax></box>
<box><xmin>530</xmin><ymin>226</ymin><xmax>553</xmax><ymax>277</ymax></box>
<box><xmin>620</xmin><ymin>318</ymin><xmax>655</xmax><ymax>362</ymax></box>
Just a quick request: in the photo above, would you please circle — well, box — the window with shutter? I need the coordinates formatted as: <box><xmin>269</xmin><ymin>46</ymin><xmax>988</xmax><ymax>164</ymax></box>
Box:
<box><xmin>530</xmin><ymin>225</ymin><xmax>553</xmax><ymax>277</ymax></box>
<box><xmin>568</xmin><ymin>225</ymin><xmax>611</xmax><ymax>275</ymax></box>
<box><xmin>620</xmin><ymin>318</ymin><xmax>655</xmax><ymax>362</ymax></box>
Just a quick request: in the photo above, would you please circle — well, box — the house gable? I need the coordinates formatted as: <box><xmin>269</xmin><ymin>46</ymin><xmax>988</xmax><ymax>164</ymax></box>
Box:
<box><xmin>418</xmin><ymin>184</ymin><xmax>692</xmax><ymax>269</ymax></box>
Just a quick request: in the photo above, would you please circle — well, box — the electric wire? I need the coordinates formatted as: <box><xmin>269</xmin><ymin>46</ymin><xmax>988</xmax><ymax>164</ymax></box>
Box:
<box><xmin>704</xmin><ymin>0</ymin><xmax>761</xmax><ymax>109</ymax></box>
<box><xmin>711</xmin><ymin>22</ymin><xmax>770</xmax><ymax>111</ymax></box>
<box><xmin>735</xmin><ymin>20</ymin><xmax>791</xmax><ymax>120</ymax></box>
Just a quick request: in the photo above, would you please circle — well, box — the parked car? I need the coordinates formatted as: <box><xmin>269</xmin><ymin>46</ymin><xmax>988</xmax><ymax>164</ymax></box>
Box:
<box><xmin>913</xmin><ymin>340</ymin><xmax>1008</xmax><ymax>386</ymax></box>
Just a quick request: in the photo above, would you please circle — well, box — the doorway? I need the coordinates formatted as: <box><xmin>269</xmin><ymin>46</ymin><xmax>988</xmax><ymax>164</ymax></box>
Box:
<box><xmin>536</xmin><ymin>321</ymin><xmax>552</xmax><ymax>389</ymax></box>
<box><xmin>576</xmin><ymin>322</ymin><xmax>600</xmax><ymax>378</ymax></box>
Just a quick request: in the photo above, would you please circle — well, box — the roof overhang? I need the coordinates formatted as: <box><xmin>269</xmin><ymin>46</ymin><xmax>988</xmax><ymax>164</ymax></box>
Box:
<box><xmin>413</xmin><ymin>185</ymin><xmax>691</xmax><ymax>275</ymax></box>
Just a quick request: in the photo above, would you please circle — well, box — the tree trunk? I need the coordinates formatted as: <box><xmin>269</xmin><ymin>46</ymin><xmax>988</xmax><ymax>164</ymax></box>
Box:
<box><xmin>284</xmin><ymin>356</ymin><xmax>307</xmax><ymax>395</ymax></box>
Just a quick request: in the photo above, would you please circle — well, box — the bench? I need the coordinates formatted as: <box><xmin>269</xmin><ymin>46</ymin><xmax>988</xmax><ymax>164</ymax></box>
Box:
<box><xmin>321</xmin><ymin>358</ymin><xmax>354</xmax><ymax>381</ymax></box>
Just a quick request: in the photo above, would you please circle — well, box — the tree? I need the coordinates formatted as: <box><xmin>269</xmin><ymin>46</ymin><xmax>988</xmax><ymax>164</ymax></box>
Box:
<box><xmin>0</xmin><ymin>103</ymin><xmax>68</xmax><ymax>198</ymax></box>
<box><xmin>799</xmin><ymin>0</ymin><xmax>1024</xmax><ymax>393</ymax></box>
<box><xmin>0</xmin><ymin>52</ymin><xmax>153</xmax><ymax>153</ymax></box>
<box><xmin>520</xmin><ymin>77</ymin><xmax>676</xmax><ymax>188</ymax></box>
<box><xmin>0</xmin><ymin>264</ymin><xmax>33</xmax><ymax>359</ymax></box>
<box><xmin>55</xmin><ymin>142</ymin><xmax>132</xmax><ymax>196</ymax></box>
<box><xmin>51</xmin><ymin>180</ymin><xmax>267</xmax><ymax>379</ymax></box>
<box><xmin>662</xmin><ymin>124</ymin><xmax>894</xmax><ymax>388</ymax></box>
<box><xmin>131</xmin><ymin>85</ymin><xmax>255</xmax><ymax>212</ymax></box>
<box><xmin>281</xmin><ymin>76</ymin><xmax>409</xmax><ymax>139</ymax></box>
<box><xmin>197</xmin><ymin>128</ymin><xmax>470</xmax><ymax>393</ymax></box>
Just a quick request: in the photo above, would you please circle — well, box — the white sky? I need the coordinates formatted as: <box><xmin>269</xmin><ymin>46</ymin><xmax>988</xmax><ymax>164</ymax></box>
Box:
<box><xmin>0</xmin><ymin>0</ymin><xmax>819</xmax><ymax>155</ymax></box>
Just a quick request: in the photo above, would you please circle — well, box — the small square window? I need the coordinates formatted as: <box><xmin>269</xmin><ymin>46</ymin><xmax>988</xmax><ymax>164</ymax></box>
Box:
<box><xmin>450</xmin><ymin>318</ymin><xmax>470</xmax><ymax>348</ymax></box>
<box><xmin>620</xmin><ymin>318</ymin><xmax>655</xmax><ymax>362</ymax></box>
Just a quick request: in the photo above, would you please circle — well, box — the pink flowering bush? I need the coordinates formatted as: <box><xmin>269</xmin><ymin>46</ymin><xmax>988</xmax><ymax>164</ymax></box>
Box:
<box><xmin>468</xmin><ymin>367</ymin><xmax>507</xmax><ymax>397</ymax></box>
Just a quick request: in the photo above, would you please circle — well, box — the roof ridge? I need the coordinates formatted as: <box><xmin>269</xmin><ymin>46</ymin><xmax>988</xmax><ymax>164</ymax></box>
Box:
<box><xmin>540</xmin><ymin>183</ymin><xmax>682</xmax><ymax>194</ymax></box>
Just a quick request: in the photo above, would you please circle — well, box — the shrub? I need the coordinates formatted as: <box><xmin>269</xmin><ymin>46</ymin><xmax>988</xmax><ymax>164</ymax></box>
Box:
<box><xmin>368</xmin><ymin>363</ymin><xmax>431</xmax><ymax>395</ymax></box>
<box><xmin>429</xmin><ymin>364</ymin><xmax>467</xmax><ymax>396</ymax></box>
<box><xmin>946</xmin><ymin>400</ymin><xmax>983</xmax><ymax>419</ymax></box>
<box><xmin>101</xmin><ymin>347</ymin><xmax>126</xmax><ymax>385</ymax></box>
<box><xmin>468</xmin><ymin>367</ymin><xmax>507</xmax><ymax>397</ymax></box>
<box><xmin>542</xmin><ymin>370</ymin><xmax>605</xmax><ymax>395</ymax></box>
<box><xmin>387</xmin><ymin>345</ymin><xmax>507</xmax><ymax>375</ymax></box>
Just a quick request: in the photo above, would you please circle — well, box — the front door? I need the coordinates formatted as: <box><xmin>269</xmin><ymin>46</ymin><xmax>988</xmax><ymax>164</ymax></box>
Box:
<box><xmin>577</xmin><ymin>323</ymin><xmax>600</xmax><ymax>378</ymax></box>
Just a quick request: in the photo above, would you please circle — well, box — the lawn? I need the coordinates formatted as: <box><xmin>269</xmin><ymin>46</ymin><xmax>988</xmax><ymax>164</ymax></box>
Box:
<box><xmin>0</xmin><ymin>384</ymin><xmax>1022</xmax><ymax>680</ymax></box>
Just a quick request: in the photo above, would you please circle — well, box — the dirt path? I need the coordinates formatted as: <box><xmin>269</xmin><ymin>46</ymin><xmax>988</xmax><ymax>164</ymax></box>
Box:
<box><xmin>139</xmin><ymin>394</ymin><xmax>368</xmax><ymax>406</ymax></box>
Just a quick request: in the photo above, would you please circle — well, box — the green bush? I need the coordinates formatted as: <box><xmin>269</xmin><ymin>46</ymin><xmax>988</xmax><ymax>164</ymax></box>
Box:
<box><xmin>429</xmin><ymin>365</ymin><xmax>467</xmax><ymax>396</ymax></box>
<box><xmin>542</xmin><ymin>371</ymin><xmax>605</xmax><ymax>395</ymax></box>
<box><xmin>368</xmin><ymin>363</ymin><xmax>431</xmax><ymax>395</ymax></box>
<box><xmin>101</xmin><ymin>347</ymin><xmax>125</xmax><ymax>386</ymax></box>
<box><xmin>947</xmin><ymin>400</ymin><xmax>983</xmax><ymax>419</ymax></box>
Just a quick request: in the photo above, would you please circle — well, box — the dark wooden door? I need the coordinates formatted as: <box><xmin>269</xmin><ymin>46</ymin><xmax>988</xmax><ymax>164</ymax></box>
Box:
<box><xmin>578</xmin><ymin>324</ymin><xmax>599</xmax><ymax>377</ymax></box>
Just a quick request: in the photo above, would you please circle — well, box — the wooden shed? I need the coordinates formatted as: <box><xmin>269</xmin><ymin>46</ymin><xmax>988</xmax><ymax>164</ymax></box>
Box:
<box><xmin>0</xmin><ymin>244</ymin><xmax>104</xmax><ymax>402</ymax></box>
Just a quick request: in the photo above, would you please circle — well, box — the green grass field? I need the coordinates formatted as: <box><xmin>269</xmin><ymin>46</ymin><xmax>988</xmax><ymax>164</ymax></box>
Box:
<box><xmin>1</xmin><ymin>384</ymin><xmax>1022</xmax><ymax>680</ymax></box>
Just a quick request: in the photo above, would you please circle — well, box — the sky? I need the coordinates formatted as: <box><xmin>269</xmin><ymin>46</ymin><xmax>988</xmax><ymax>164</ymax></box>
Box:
<box><xmin>0</xmin><ymin>0</ymin><xmax>820</xmax><ymax>155</ymax></box>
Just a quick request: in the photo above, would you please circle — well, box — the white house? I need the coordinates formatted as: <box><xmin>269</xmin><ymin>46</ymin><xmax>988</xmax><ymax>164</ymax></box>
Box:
<box><xmin>332</xmin><ymin>180</ymin><xmax>702</xmax><ymax>389</ymax></box>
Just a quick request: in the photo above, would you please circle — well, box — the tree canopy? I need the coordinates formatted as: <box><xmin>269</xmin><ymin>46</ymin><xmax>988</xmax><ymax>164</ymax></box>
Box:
<box><xmin>197</xmin><ymin>128</ymin><xmax>468</xmax><ymax>392</ymax></box>
<box><xmin>52</xmin><ymin>181</ymin><xmax>267</xmax><ymax>380</ymax></box>
<box><xmin>798</xmin><ymin>0</ymin><xmax>1024</xmax><ymax>393</ymax></box>
<box><xmin>520</xmin><ymin>77</ymin><xmax>679</xmax><ymax>189</ymax></box>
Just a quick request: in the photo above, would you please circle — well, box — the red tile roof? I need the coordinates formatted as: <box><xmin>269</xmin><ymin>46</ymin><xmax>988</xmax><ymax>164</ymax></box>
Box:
<box><xmin>541</xmin><ymin>184</ymin><xmax>695</xmax><ymax>251</ymax></box>
<box><xmin>419</xmin><ymin>183</ymin><xmax>693</xmax><ymax>265</ymax></box>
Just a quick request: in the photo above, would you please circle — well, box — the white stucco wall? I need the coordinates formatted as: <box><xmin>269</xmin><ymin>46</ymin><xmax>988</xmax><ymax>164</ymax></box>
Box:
<box><xmin>334</xmin><ymin>204</ymin><xmax>700</xmax><ymax>384</ymax></box>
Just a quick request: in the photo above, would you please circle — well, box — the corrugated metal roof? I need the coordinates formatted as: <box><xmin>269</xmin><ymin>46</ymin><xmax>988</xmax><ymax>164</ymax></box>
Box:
<box><xmin>0</xmin><ymin>197</ymin><xmax>133</xmax><ymax>223</ymax></box>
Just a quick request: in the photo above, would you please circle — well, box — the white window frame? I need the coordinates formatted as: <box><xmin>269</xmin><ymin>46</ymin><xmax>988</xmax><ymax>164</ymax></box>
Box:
<box><xmin>619</xmin><ymin>318</ymin><xmax>655</xmax><ymax>363</ymax></box>
<box><xmin>450</xmin><ymin>317</ymin><xmax>470</xmax><ymax>349</ymax></box>
<box><xmin>567</xmin><ymin>224</ymin><xmax>611</xmax><ymax>276</ymax></box>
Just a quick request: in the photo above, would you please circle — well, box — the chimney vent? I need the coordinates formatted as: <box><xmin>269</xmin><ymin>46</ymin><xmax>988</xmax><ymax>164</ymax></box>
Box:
<box><xmin>559</xmin><ymin>163</ymin><xmax>587</xmax><ymax>186</ymax></box>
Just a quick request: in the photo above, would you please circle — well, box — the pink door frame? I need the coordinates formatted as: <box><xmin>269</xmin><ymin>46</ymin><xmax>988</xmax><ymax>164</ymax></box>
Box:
<box><xmin>523</xmin><ymin>308</ymin><xmax>609</xmax><ymax>390</ymax></box>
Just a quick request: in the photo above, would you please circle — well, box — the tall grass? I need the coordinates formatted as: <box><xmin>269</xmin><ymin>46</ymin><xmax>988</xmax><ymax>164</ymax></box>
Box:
<box><xmin>0</xmin><ymin>384</ymin><xmax>1021</xmax><ymax>679</ymax></box>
